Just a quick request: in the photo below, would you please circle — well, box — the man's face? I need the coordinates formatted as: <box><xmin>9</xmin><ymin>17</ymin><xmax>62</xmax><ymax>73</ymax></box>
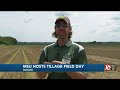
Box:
<box><xmin>55</xmin><ymin>20</ymin><xmax>71</xmax><ymax>39</ymax></box>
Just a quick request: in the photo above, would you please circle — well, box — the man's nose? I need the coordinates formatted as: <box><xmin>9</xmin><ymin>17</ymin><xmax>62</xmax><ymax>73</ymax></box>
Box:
<box><xmin>59</xmin><ymin>26</ymin><xmax>65</xmax><ymax>29</ymax></box>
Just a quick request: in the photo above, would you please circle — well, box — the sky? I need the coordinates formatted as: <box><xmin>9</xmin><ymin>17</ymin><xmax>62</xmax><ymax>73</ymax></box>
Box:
<box><xmin>0</xmin><ymin>11</ymin><xmax>120</xmax><ymax>42</ymax></box>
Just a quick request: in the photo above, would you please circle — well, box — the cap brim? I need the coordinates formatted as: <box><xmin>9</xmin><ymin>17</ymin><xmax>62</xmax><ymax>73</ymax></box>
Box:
<box><xmin>55</xmin><ymin>19</ymin><xmax>68</xmax><ymax>24</ymax></box>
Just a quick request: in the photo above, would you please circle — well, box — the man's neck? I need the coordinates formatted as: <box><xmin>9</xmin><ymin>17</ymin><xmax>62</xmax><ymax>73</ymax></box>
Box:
<box><xmin>57</xmin><ymin>38</ymin><xmax>69</xmax><ymax>47</ymax></box>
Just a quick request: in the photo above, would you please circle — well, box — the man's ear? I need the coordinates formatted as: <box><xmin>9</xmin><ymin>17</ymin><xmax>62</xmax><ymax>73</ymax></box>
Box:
<box><xmin>54</xmin><ymin>26</ymin><xmax>56</xmax><ymax>30</ymax></box>
<box><xmin>69</xmin><ymin>26</ymin><xmax>72</xmax><ymax>31</ymax></box>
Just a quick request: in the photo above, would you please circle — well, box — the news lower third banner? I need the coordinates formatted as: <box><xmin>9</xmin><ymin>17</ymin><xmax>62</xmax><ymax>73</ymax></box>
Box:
<box><xmin>0</xmin><ymin>64</ymin><xmax>107</xmax><ymax>72</ymax></box>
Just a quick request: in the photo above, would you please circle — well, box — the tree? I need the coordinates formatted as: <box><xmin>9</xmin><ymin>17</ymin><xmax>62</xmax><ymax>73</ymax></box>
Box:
<box><xmin>0</xmin><ymin>36</ymin><xmax>17</xmax><ymax>45</ymax></box>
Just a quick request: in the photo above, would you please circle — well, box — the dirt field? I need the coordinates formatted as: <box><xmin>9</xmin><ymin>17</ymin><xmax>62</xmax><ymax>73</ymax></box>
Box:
<box><xmin>0</xmin><ymin>45</ymin><xmax>120</xmax><ymax>79</ymax></box>
<box><xmin>0</xmin><ymin>45</ymin><xmax>42</xmax><ymax>79</ymax></box>
<box><xmin>84</xmin><ymin>45</ymin><xmax>120</xmax><ymax>79</ymax></box>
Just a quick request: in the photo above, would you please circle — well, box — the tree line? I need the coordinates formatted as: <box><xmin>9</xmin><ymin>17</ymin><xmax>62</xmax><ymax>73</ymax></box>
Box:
<box><xmin>0</xmin><ymin>36</ymin><xmax>17</xmax><ymax>45</ymax></box>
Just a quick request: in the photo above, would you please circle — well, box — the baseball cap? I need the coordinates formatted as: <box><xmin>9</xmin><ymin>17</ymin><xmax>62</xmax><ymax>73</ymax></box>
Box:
<box><xmin>55</xmin><ymin>16</ymin><xmax>71</xmax><ymax>26</ymax></box>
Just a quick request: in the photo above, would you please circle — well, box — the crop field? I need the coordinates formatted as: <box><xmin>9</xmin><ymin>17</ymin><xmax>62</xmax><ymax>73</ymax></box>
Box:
<box><xmin>0</xmin><ymin>44</ymin><xmax>120</xmax><ymax>79</ymax></box>
<box><xmin>0</xmin><ymin>45</ymin><xmax>44</xmax><ymax>79</ymax></box>
<box><xmin>84</xmin><ymin>45</ymin><xmax>120</xmax><ymax>79</ymax></box>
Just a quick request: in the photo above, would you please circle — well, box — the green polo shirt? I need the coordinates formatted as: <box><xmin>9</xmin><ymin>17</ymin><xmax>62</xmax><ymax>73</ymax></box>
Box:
<box><xmin>38</xmin><ymin>40</ymin><xmax>87</xmax><ymax>79</ymax></box>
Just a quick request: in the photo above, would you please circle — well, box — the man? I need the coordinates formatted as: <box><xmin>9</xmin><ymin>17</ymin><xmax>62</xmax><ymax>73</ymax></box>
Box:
<box><xmin>37</xmin><ymin>16</ymin><xmax>88</xmax><ymax>79</ymax></box>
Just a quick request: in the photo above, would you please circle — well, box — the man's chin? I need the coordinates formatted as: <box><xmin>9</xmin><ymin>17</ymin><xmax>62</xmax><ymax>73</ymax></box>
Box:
<box><xmin>58</xmin><ymin>36</ymin><xmax>65</xmax><ymax>39</ymax></box>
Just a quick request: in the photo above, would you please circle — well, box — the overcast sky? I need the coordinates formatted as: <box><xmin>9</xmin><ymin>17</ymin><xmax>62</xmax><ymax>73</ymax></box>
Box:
<box><xmin>0</xmin><ymin>11</ymin><xmax>120</xmax><ymax>42</ymax></box>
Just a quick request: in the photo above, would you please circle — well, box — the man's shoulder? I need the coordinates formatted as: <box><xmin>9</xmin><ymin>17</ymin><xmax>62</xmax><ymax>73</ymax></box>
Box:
<box><xmin>44</xmin><ymin>43</ymin><xmax>56</xmax><ymax>49</ymax></box>
<box><xmin>72</xmin><ymin>42</ymin><xmax>84</xmax><ymax>52</ymax></box>
<box><xmin>72</xmin><ymin>42</ymin><xmax>84</xmax><ymax>49</ymax></box>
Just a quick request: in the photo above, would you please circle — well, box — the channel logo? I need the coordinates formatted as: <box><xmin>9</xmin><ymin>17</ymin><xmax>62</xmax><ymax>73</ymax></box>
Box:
<box><xmin>104</xmin><ymin>64</ymin><xmax>116</xmax><ymax>71</ymax></box>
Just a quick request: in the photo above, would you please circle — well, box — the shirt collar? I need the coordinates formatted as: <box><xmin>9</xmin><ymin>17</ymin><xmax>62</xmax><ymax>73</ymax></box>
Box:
<box><xmin>54</xmin><ymin>39</ymin><xmax>72</xmax><ymax>47</ymax></box>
